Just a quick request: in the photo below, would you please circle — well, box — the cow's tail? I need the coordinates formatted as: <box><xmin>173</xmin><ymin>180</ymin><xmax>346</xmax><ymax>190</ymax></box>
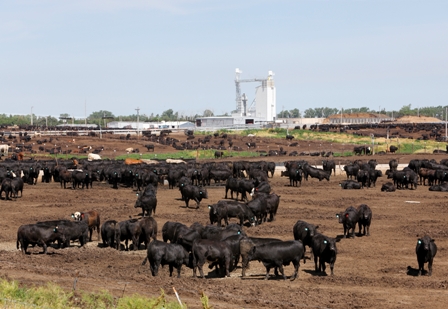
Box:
<box><xmin>141</xmin><ymin>256</ymin><xmax>148</xmax><ymax>266</ymax></box>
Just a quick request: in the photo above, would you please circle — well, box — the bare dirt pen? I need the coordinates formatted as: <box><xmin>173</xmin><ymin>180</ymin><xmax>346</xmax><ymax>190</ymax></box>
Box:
<box><xmin>1</xmin><ymin>134</ymin><xmax>448</xmax><ymax>308</ymax></box>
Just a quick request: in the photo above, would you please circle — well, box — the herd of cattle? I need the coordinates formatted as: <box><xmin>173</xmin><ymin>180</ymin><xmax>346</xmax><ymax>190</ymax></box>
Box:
<box><xmin>1</xmin><ymin>154</ymin><xmax>439</xmax><ymax>279</ymax></box>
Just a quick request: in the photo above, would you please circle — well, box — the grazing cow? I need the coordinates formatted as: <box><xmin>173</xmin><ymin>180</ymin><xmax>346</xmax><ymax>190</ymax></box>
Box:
<box><xmin>416</xmin><ymin>235</ymin><xmax>437</xmax><ymax>276</ymax></box>
<box><xmin>247</xmin><ymin>240</ymin><xmax>304</xmax><ymax>281</ymax></box>
<box><xmin>141</xmin><ymin>240</ymin><xmax>191</xmax><ymax>278</ymax></box>
<box><xmin>311</xmin><ymin>233</ymin><xmax>340</xmax><ymax>275</ymax></box>
<box><xmin>17</xmin><ymin>224</ymin><xmax>66</xmax><ymax>254</ymax></box>
<box><xmin>192</xmin><ymin>239</ymin><xmax>233</xmax><ymax>278</ymax></box>
<box><xmin>357</xmin><ymin>204</ymin><xmax>372</xmax><ymax>236</ymax></box>
<box><xmin>72</xmin><ymin>210</ymin><xmax>101</xmax><ymax>241</ymax></box>
<box><xmin>303</xmin><ymin>164</ymin><xmax>330</xmax><ymax>181</ymax></box>
<box><xmin>101</xmin><ymin>220</ymin><xmax>119</xmax><ymax>248</ymax></box>
<box><xmin>336</xmin><ymin>206</ymin><xmax>359</xmax><ymax>238</ymax></box>
<box><xmin>381</xmin><ymin>182</ymin><xmax>396</xmax><ymax>192</ymax></box>
<box><xmin>286</xmin><ymin>135</ymin><xmax>294</xmax><ymax>140</ymax></box>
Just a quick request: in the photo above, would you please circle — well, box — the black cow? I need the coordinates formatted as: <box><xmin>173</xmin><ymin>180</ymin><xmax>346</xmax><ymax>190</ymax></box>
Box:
<box><xmin>180</xmin><ymin>184</ymin><xmax>208</xmax><ymax>208</ymax></box>
<box><xmin>192</xmin><ymin>239</ymin><xmax>232</xmax><ymax>278</ymax></box>
<box><xmin>11</xmin><ymin>177</ymin><xmax>24</xmax><ymax>198</ymax></box>
<box><xmin>429</xmin><ymin>183</ymin><xmax>448</xmax><ymax>191</ymax></box>
<box><xmin>339</xmin><ymin>180</ymin><xmax>361</xmax><ymax>189</ymax></box>
<box><xmin>322</xmin><ymin>160</ymin><xmax>336</xmax><ymax>176</ymax></box>
<box><xmin>416</xmin><ymin>235</ymin><xmax>437</xmax><ymax>276</ymax></box>
<box><xmin>389</xmin><ymin>159</ymin><xmax>398</xmax><ymax>171</ymax></box>
<box><xmin>17</xmin><ymin>224</ymin><xmax>66</xmax><ymax>254</ymax></box>
<box><xmin>116</xmin><ymin>219</ymin><xmax>141</xmax><ymax>251</ymax></box>
<box><xmin>251</xmin><ymin>191</ymin><xmax>280</xmax><ymax>222</ymax></box>
<box><xmin>357</xmin><ymin>204</ymin><xmax>372</xmax><ymax>236</ymax></box>
<box><xmin>0</xmin><ymin>178</ymin><xmax>13</xmax><ymax>200</ymax></box>
<box><xmin>138</xmin><ymin>216</ymin><xmax>158</xmax><ymax>249</ymax></box>
<box><xmin>134</xmin><ymin>185</ymin><xmax>157</xmax><ymax>217</ymax></box>
<box><xmin>247</xmin><ymin>240</ymin><xmax>304</xmax><ymax>281</ymax></box>
<box><xmin>141</xmin><ymin>240</ymin><xmax>191</xmax><ymax>277</ymax></box>
<box><xmin>239</xmin><ymin>237</ymin><xmax>282</xmax><ymax>277</ymax></box>
<box><xmin>353</xmin><ymin>145</ymin><xmax>371</xmax><ymax>155</ymax></box>
<box><xmin>214</xmin><ymin>151</ymin><xmax>224</xmax><ymax>159</ymax></box>
<box><xmin>311</xmin><ymin>233</ymin><xmax>340</xmax><ymax>275</ymax></box>
<box><xmin>251</xmin><ymin>181</ymin><xmax>271</xmax><ymax>196</ymax></box>
<box><xmin>209</xmin><ymin>200</ymin><xmax>255</xmax><ymax>227</ymax></box>
<box><xmin>246</xmin><ymin>197</ymin><xmax>268</xmax><ymax>225</ymax></box>
<box><xmin>288</xmin><ymin>166</ymin><xmax>302</xmax><ymax>187</ymax></box>
<box><xmin>37</xmin><ymin>220</ymin><xmax>88</xmax><ymax>248</ymax></box>
<box><xmin>389</xmin><ymin>145</ymin><xmax>398</xmax><ymax>153</ymax></box>
<box><xmin>336</xmin><ymin>206</ymin><xmax>359</xmax><ymax>238</ymax></box>
<box><xmin>356</xmin><ymin>170</ymin><xmax>370</xmax><ymax>188</ymax></box>
<box><xmin>303</xmin><ymin>164</ymin><xmax>330</xmax><ymax>181</ymax></box>
<box><xmin>101</xmin><ymin>220</ymin><xmax>119</xmax><ymax>249</ymax></box>
<box><xmin>381</xmin><ymin>182</ymin><xmax>396</xmax><ymax>192</ymax></box>
<box><xmin>293</xmin><ymin>220</ymin><xmax>319</xmax><ymax>249</ymax></box>
<box><xmin>344</xmin><ymin>163</ymin><xmax>360</xmax><ymax>180</ymax></box>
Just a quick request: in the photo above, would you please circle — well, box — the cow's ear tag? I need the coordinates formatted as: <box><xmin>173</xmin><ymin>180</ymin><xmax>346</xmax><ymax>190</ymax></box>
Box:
<box><xmin>418</xmin><ymin>240</ymin><xmax>422</xmax><ymax>244</ymax></box>
<box><xmin>323</xmin><ymin>240</ymin><xmax>327</xmax><ymax>244</ymax></box>
<box><xmin>237</xmin><ymin>231</ymin><xmax>241</xmax><ymax>235</ymax></box>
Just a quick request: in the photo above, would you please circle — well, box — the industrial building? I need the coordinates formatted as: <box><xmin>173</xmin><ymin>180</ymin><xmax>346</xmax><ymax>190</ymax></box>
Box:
<box><xmin>195</xmin><ymin>69</ymin><xmax>277</xmax><ymax>130</ymax></box>
<box><xmin>106</xmin><ymin>121</ymin><xmax>194</xmax><ymax>130</ymax></box>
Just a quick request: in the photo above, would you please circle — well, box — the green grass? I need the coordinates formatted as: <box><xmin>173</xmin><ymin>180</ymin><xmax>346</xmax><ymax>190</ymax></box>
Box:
<box><xmin>0</xmin><ymin>278</ymin><xmax>202</xmax><ymax>309</ymax></box>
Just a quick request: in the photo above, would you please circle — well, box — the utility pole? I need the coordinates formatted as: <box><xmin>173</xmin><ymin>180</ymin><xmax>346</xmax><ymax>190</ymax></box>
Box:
<box><xmin>136</xmin><ymin>107</ymin><xmax>140</xmax><ymax>140</ymax></box>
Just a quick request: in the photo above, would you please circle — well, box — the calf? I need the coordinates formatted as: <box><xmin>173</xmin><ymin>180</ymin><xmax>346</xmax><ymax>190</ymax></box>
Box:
<box><xmin>192</xmin><ymin>239</ymin><xmax>233</xmax><ymax>278</ymax></box>
<box><xmin>311</xmin><ymin>233</ymin><xmax>340</xmax><ymax>275</ymax></box>
<box><xmin>142</xmin><ymin>240</ymin><xmax>191</xmax><ymax>278</ymax></box>
<box><xmin>357</xmin><ymin>204</ymin><xmax>372</xmax><ymax>236</ymax></box>
<box><xmin>17</xmin><ymin>224</ymin><xmax>66</xmax><ymax>254</ymax></box>
<box><xmin>247</xmin><ymin>240</ymin><xmax>304</xmax><ymax>281</ymax></box>
<box><xmin>416</xmin><ymin>235</ymin><xmax>437</xmax><ymax>276</ymax></box>
<box><xmin>336</xmin><ymin>206</ymin><xmax>359</xmax><ymax>238</ymax></box>
<box><xmin>72</xmin><ymin>210</ymin><xmax>101</xmax><ymax>241</ymax></box>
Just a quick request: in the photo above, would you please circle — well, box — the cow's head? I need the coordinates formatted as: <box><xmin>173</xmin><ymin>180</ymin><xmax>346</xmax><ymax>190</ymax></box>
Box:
<box><xmin>71</xmin><ymin>212</ymin><xmax>82</xmax><ymax>221</ymax></box>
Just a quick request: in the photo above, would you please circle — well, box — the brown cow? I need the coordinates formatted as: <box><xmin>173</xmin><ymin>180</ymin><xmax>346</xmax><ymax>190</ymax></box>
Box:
<box><xmin>72</xmin><ymin>210</ymin><xmax>101</xmax><ymax>241</ymax></box>
<box><xmin>124</xmin><ymin>158</ymin><xmax>143</xmax><ymax>165</ymax></box>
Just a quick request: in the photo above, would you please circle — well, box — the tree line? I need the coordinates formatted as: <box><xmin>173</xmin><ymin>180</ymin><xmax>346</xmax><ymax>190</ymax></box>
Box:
<box><xmin>1</xmin><ymin>104</ymin><xmax>447</xmax><ymax>126</ymax></box>
<box><xmin>276</xmin><ymin>105</ymin><xmax>448</xmax><ymax>120</ymax></box>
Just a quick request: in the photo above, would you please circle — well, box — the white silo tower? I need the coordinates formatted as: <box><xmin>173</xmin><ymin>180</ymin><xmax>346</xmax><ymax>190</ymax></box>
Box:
<box><xmin>255</xmin><ymin>71</ymin><xmax>276</xmax><ymax>121</ymax></box>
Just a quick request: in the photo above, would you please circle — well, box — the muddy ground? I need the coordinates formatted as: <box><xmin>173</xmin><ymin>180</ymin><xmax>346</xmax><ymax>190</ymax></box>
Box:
<box><xmin>1</xmin><ymin>133</ymin><xmax>448</xmax><ymax>309</ymax></box>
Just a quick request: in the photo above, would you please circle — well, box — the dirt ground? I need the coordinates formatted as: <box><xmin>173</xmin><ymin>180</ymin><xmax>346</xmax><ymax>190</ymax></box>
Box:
<box><xmin>1</xmin><ymin>133</ymin><xmax>448</xmax><ymax>309</ymax></box>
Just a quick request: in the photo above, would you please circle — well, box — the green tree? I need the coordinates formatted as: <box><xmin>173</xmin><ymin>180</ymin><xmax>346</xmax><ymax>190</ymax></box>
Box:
<box><xmin>203</xmin><ymin>109</ymin><xmax>214</xmax><ymax>117</ymax></box>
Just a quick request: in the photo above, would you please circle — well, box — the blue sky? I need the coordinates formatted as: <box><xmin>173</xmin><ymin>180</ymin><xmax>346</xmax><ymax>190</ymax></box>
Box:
<box><xmin>1</xmin><ymin>0</ymin><xmax>447</xmax><ymax>119</ymax></box>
